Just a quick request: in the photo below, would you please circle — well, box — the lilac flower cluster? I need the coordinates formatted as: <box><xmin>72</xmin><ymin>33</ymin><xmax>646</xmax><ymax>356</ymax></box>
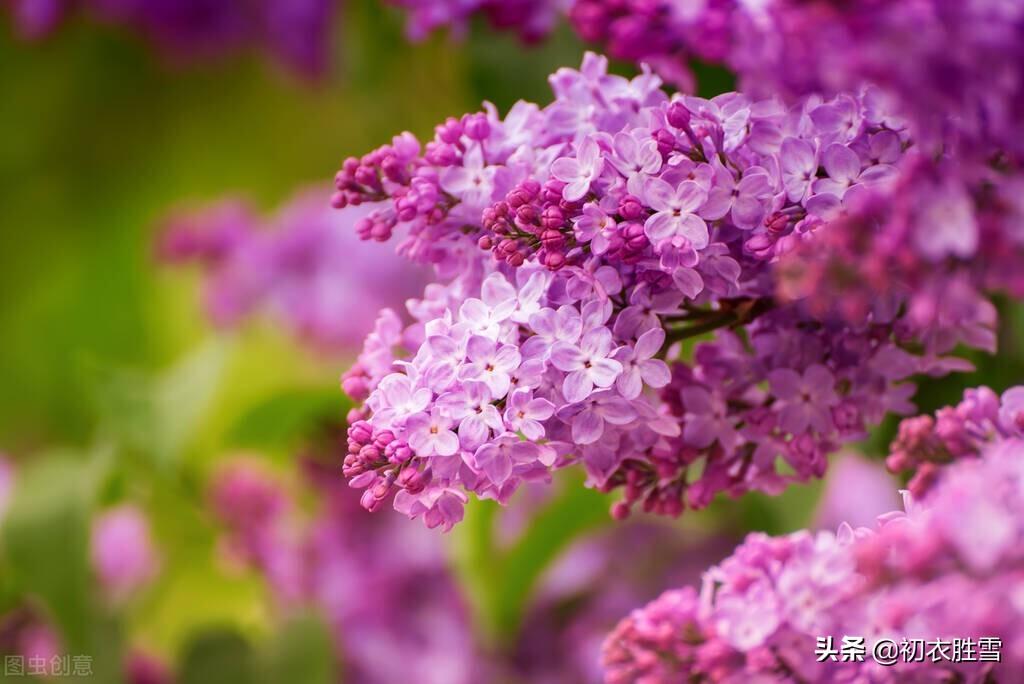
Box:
<box><xmin>335</xmin><ymin>53</ymin><xmax>1015</xmax><ymax>530</ymax></box>
<box><xmin>570</xmin><ymin>1</ymin><xmax>1024</xmax><ymax>147</ymax></box>
<box><xmin>385</xmin><ymin>0</ymin><xmax>565</xmax><ymax>43</ymax></box>
<box><xmin>5</xmin><ymin>0</ymin><xmax>337</xmax><ymax>78</ymax></box>
<box><xmin>210</xmin><ymin>458</ymin><xmax>480</xmax><ymax>684</ymax></box>
<box><xmin>887</xmin><ymin>385</ymin><xmax>1024</xmax><ymax>499</ymax></box>
<box><xmin>91</xmin><ymin>504</ymin><xmax>160</xmax><ymax>603</ymax></box>
<box><xmin>159</xmin><ymin>187</ymin><xmax>427</xmax><ymax>353</ymax></box>
<box><xmin>602</xmin><ymin>385</ymin><xmax>1024</xmax><ymax>683</ymax></box>
<box><xmin>210</xmin><ymin>456</ymin><xmax>732</xmax><ymax>683</ymax></box>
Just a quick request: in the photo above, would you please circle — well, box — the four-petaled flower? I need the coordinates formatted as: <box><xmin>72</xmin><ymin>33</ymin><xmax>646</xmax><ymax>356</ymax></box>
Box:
<box><xmin>504</xmin><ymin>388</ymin><xmax>556</xmax><ymax>440</ymax></box>
<box><xmin>458</xmin><ymin>334</ymin><xmax>522</xmax><ymax>399</ymax></box>
<box><xmin>642</xmin><ymin>177</ymin><xmax>710</xmax><ymax>249</ymax></box>
<box><xmin>612</xmin><ymin>328</ymin><xmax>672</xmax><ymax>399</ymax></box>
<box><xmin>407</xmin><ymin>409</ymin><xmax>460</xmax><ymax>457</ymax></box>
<box><xmin>768</xmin><ymin>365</ymin><xmax>840</xmax><ymax>436</ymax></box>
<box><xmin>551</xmin><ymin>136</ymin><xmax>604</xmax><ymax>202</ymax></box>
<box><xmin>551</xmin><ymin>328</ymin><xmax>623</xmax><ymax>403</ymax></box>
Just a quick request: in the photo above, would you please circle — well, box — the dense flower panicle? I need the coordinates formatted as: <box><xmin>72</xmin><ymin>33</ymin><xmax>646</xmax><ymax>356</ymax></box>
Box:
<box><xmin>603</xmin><ymin>387</ymin><xmax>1024</xmax><ymax>683</ymax></box>
<box><xmin>335</xmin><ymin>53</ymin><xmax>1016</xmax><ymax>530</ymax></box>
<box><xmin>569</xmin><ymin>1</ymin><xmax>1024</xmax><ymax>152</ymax></box>
<box><xmin>5</xmin><ymin>0</ymin><xmax>338</xmax><ymax>78</ymax></box>
<box><xmin>159</xmin><ymin>187</ymin><xmax>427</xmax><ymax>353</ymax></box>
<box><xmin>91</xmin><ymin>504</ymin><xmax>160</xmax><ymax>602</ymax></box>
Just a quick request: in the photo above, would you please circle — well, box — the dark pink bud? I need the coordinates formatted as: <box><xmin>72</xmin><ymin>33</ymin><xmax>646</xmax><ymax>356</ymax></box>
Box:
<box><xmin>666</xmin><ymin>101</ymin><xmax>692</xmax><ymax>128</ymax></box>
<box><xmin>435</xmin><ymin>117</ymin><xmax>463</xmax><ymax>144</ymax></box>
<box><xmin>541</xmin><ymin>228</ymin><xmax>565</xmax><ymax>250</ymax></box>
<box><xmin>618</xmin><ymin>196</ymin><xmax>644</xmax><ymax>220</ymax></box>
<box><xmin>516</xmin><ymin>204</ymin><xmax>539</xmax><ymax>225</ymax></box>
<box><xmin>610</xmin><ymin>501</ymin><xmax>631</xmax><ymax>520</ymax></box>
<box><xmin>543</xmin><ymin>251</ymin><xmax>566</xmax><ymax>270</ymax></box>
<box><xmin>540</xmin><ymin>205</ymin><xmax>565</xmax><ymax>229</ymax></box>
<box><xmin>462</xmin><ymin>113</ymin><xmax>491</xmax><ymax>140</ymax></box>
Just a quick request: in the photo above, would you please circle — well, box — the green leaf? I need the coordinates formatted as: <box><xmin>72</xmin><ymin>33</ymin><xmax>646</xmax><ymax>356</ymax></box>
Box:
<box><xmin>258</xmin><ymin>615</ymin><xmax>336</xmax><ymax>684</ymax></box>
<box><xmin>452</xmin><ymin>472</ymin><xmax>613</xmax><ymax>644</ymax></box>
<box><xmin>1</xmin><ymin>457</ymin><xmax>96</xmax><ymax>650</ymax></box>
<box><xmin>83</xmin><ymin>338</ymin><xmax>229</xmax><ymax>467</ymax></box>
<box><xmin>179</xmin><ymin>628</ymin><xmax>257</xmax><ymax>684</ymax></box>
<box><xmin>227</xmin><ymin>388</ymin><xmax>349</xmax><ymax>450</ymax></box>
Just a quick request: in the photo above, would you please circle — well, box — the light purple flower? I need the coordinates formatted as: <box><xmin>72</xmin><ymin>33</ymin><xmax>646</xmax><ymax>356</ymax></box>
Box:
<box><xmin>551</xmin><ymin>137</ymin><xmax>604</xmax><ymax>202</ymax></box>
<box><xmin>458</xmin><ymin>335</ymin><xmax>521</xmax><ymax>399</ymax></box>
<box><xmin>551</xmin><ymin>328</ymin><xmax>623</xmax><ymax>403</ymax></box>
<box><xmin>681</xmin><ymin>386</ymin><xmax>737</xmax><ymax>449</ymax></box>
<box><xmin>504</xmin><ymin>389</ymin><xmax>556</xmax><ymax>440</ymax></box>
<box><xmin>780</xmin><ymin>137</ymin><xmax>817</xmax><ymax>203</ymax></box>
<box><xmin>437</xmin><ymin>382</ymin><xmax>504</xmax><ymax>450</ymax></box>
<box><xmin>768</xmin><ymin>364</ymin><xmax>839</xmax><ymax>435</ymax></box>
<box><xmin>700</xmin><ymin>164</ymin><xmax>774</xmax><ymax>230</ymax></box>
<box><xmin>611</xmin><ymin>328</ymin><xmax>670</xmax><ymax>399</ymax></box>
<box><xmin>407</xmin><ymin>409</ymin><xmax>460</xmax><ymax>457</ymax></box>
<box><xmin>608</xmin><ymin>130</ymin><xmax>662</xmax><ymax>196</ymax></box>
<box><xmin>642</xmin><ymin>177</ymin><xmax>709</xmax><ymax>249</ymax></box>
<box><xmin>557</xmin><ymin>391</ymin><xmax>638</xmax><ymax>444</ymax></box>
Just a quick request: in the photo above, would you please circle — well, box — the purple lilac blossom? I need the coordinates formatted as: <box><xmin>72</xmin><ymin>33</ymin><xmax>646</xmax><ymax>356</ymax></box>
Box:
<box><xmin>812</xmin><ymin>452</ymin><xmax>898</xmax><ymax>533</ymax></box>
<box><xmin>91</xmin><ymin>504</ymin><xmax>160</xmax><ymax>602</ymax></box>
<box><xmin>0</xmin><ymin>454</ymin><xmax>13</xmax><ymax>521</ymax></box>
<box><xmin>210</xmin><ymin>458</ymin><xmax>481</xmax><ymax>684</ymax></box>
<box><xmin>384</xmin><ymin>0</ymin><xmax>567</xmax><ymax>43</ymax></box>
<box><xmin>335</xmin><ymin>53</ymin><xmax>1019</xmax><ymax>530</ymax></box>
<box><xmin>159</xmin><ymin>187</ymin><xmax>428</xmax><ymax>354</ymax></box>
<box><xmin>602</xmin><ymin>385</ymin><xmax>1024</xmax><ymax>683</ymax></box>
<box><xmin>887</xmin><ymin>385</ymin><xmax>1024</xmax><ymax>499</ymax></box>
<box><xmin>4</xmin><ymin>0</ymin><xmax>337</xmax><ymax>79</ymax></box>
<box><xmin>568</xmin><ymin>1</ymin><xmax>1024</xmax><ymax>150</ymax></box>
<box><xmin>211</xmin><ymin>456</ymin><xmax>736</xmax><ymax>683</ymax></box>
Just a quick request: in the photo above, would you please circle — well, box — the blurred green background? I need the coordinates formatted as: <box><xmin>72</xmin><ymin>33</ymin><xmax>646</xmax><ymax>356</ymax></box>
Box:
<box><xmin>2</xmin><ymin>2</ymin><xmax>1023</xmax><ymax>681</ymax></box>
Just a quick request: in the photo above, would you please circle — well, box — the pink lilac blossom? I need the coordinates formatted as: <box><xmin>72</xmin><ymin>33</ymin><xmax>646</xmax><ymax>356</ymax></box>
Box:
<box><xmin>90</xmin><ymin>504</ymin><xmax>160</xmax><ymax>602</ymax></box>
<box><xmin>603</xmin><ymin>386</ymin><xmax>1024</xmax><ymax>683</ymax></box>
<box><xmin>887</xmin><ymin>384</ymin><xmax>1024</xmax><ymax>499</ymax></box>
<box><xmin>159</xmin><ymin>187</ymin><xmax>427</xmax><ymax>353</ymax></box>
<box><xmin>336</xmin><ymin>53</ymin><xmax>1019</xmax><ymax>530</ymax></box>
<box><xmin>4</xmin><ymin>0</ymin><xmax>337</xmax><ymax>79</ymax></box>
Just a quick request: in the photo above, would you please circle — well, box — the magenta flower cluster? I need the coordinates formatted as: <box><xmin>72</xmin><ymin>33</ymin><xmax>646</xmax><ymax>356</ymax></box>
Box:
<box><xmin>210</xmin><ymin>458</ymin><xmax>710</xmax><ymax>683</ymax></box>
<box><xmin>210</xmin><ymin>458</ymin><xmax>480</xmax><ymax>684</ymax></box>
<box><xmin>602</xmin><ymin>385</ymin><xmax>1024</xmax><ymax>683</ymax></box>
<box><xmin>6</xmin><ymin>0</ymin><xmax>337</xmax><ymax>78</ymax></box>
<box><xmin>335</xmin><ymin>53</ymin><xmax>1016</xmax><ymax>530</ymax></box>
<box><xmin>385</xmin><ymin>0</ymin><xmax>565</xmax><ymax>43</ymax></box>
<box><xmin>159</xmin><ymin>187</ymin><xmax>426</xmax><ymax>353</ymax></box>
<box><xmin>570</xmin><ymin>1</ymin><xmax>1024</xmax><ymax>151</ymax></box>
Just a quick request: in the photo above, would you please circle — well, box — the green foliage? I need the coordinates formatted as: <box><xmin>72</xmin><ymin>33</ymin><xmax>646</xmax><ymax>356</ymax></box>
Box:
<box><xmin>227</xmin><ymin>388</ymin><xmax>349</xmax><ymax>451</ymax></box>
<box><xmin>178</xmin><ymin>615</ymin><xmax>335</xmax><ymax>684</ymax></box>
<box><xmin>453</xmin><ymin>473</ymin><xmax>614</xmax><ymax>645</ymax></box>
<box><xmin>84</xmin><ymin>339</ymin><xmax>230</xmax><ymax>469</ymax></box>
